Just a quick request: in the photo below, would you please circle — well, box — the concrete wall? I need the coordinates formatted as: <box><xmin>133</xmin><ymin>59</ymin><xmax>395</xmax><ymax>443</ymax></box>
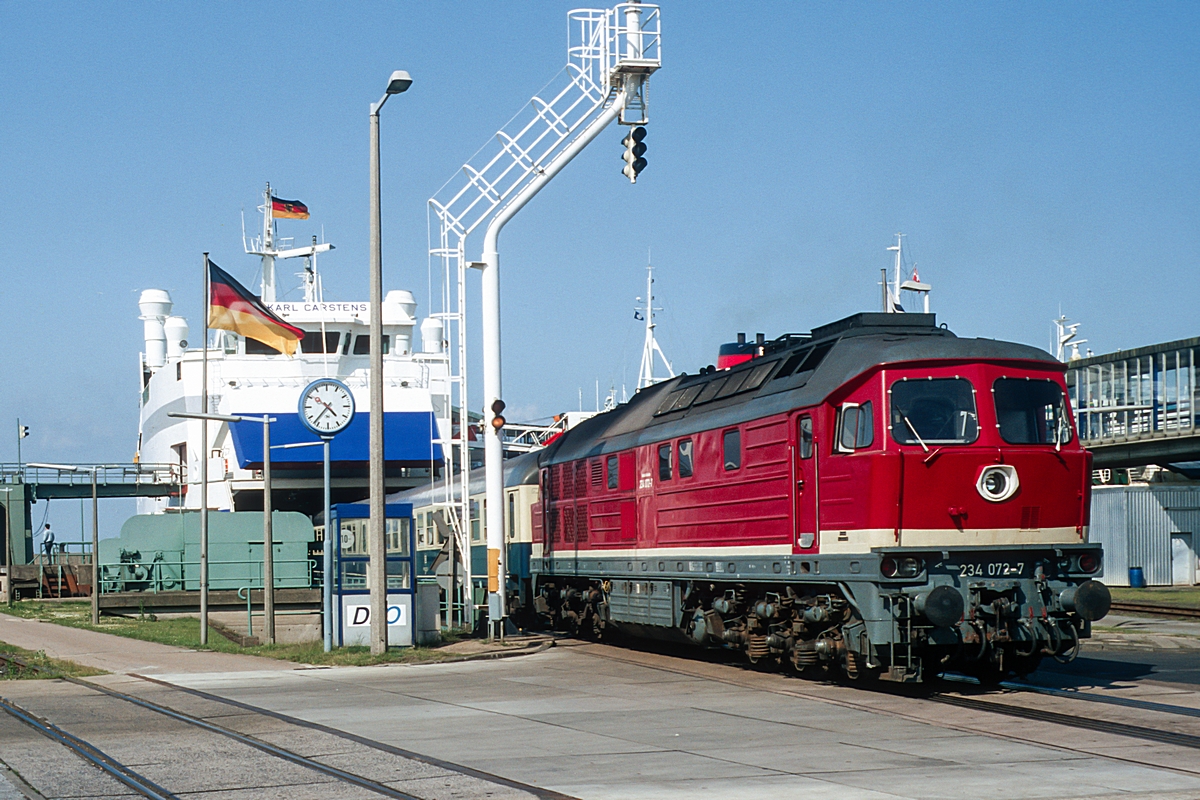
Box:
<box><xmin>1091</xmin><ymin>485</ymin><xmax>1200</xmax><ymax>586</ymax></box>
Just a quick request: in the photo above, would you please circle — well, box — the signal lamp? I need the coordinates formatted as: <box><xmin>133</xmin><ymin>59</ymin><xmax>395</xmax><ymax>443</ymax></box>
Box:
<box><xmin>491</xmin><ymin>415</ymin><xmax>506</xmax><ymax>431</ymax></box>
<box><xmin>1077</xmin><ymin>552</ymin><xmax>1100</xmax><ymax>574</ymax></box>
<box><xmin>621</xmin><ymin>126</ymin><xmax>648</xmax><ymax>183</ymax></box>
<box><xmin>18</xmin><ymin>425</ymin><xmax>29</xmax><ymax>439</ymax></box>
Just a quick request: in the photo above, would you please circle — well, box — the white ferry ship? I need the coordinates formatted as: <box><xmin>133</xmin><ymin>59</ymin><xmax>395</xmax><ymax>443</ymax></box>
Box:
<box><xmin>134</xmin><ymin>185</ymin><xmax>451</xmax><ymax>517</ymax></box>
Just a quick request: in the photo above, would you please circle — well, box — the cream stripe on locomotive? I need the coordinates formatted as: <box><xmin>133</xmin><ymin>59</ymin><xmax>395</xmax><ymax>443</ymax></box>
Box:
<box><xmin>818</xmin><ymin>526</ymin><xmax>1085</xmax><ymax>553</ymax></box>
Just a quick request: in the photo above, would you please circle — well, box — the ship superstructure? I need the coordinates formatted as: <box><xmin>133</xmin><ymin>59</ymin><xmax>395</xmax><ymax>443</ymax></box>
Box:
<box><xmin>135</xmin><ymin>185</ymin><xmax>450</xmax><ymax>516</ymax></box>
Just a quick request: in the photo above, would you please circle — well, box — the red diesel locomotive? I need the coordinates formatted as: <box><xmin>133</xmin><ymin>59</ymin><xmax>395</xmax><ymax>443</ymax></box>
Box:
<box><xmin>530</xmin><ymin>312</ymin><xmax>1111</xmax><ymax>682</ymax></box>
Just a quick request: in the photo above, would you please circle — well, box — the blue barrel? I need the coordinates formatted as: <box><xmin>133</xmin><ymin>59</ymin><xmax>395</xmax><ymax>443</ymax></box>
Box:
<box><xmin>1128</xmin><ymin>566</ymin><xmax>1146</xmax><ymax>588</ymax></box>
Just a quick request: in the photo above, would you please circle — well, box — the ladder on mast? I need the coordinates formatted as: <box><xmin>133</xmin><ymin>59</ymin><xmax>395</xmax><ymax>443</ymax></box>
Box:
<box><xmin>427</xmin><ymin>3</ymin><xmax>661</xmax><ymax>631</ymax></box>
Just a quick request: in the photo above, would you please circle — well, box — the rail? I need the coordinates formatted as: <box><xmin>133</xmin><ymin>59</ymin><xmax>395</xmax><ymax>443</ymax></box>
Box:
<box><xmin>1108</xmin><ymin>601</ymin><xmax>1200</xmax><ymax>620</ymax></box>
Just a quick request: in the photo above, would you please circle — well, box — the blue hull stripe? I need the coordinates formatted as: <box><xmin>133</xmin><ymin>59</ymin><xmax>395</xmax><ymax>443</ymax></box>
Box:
<box><xmin>230</xmin><ymin>411</ymin><xmax>443</xmax><ymax>467</ymax></box>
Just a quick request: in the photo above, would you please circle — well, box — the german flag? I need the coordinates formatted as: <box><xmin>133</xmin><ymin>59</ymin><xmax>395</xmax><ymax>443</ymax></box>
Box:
<box><xmin>208</xmin><ymin>262</ymin><xmax>303</xmax><ymax>356</ymax></box>
<box><xmin>270</xmin><ymin>196</ymin><xmax>309</xmax><ymax>219</ymax></box>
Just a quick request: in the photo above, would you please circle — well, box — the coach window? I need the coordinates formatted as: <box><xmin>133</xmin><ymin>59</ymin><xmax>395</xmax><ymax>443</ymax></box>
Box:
<box><xmin>891</xmin><ymin>378</ymin><xmax>979</xmax><ymax>446</ymax></box>
<box><xmin>723</xmin><ymin>429</ymin><xmax>741</xmax><ymax>470</ymax></box>
<box><xmin>678</xmin><ymin>439</ymin><xmax>694</xmax><ymax>478</ymax></box>
<box><xmin>799</xmin><ymin>416</ymin><xmax>813</xmax><ymax>459</ymax></box>
<box><xmin>606</xmin><ymin>455</ymin><xmax>619</xmax><ymax>490</ymax></box>
<box><xmin>836</xmin><ymin>401</ymin><xmax>874</xmax><ymax>453</ymax></box>
<box><xmin>658</xmin><ymin>444</ymin><xmax>672</xmax><ymax>481</ymax></box>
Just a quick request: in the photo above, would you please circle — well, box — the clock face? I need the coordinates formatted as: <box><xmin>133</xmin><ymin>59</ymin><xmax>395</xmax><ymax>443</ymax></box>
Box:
<box><xmin>300</xmin><ymin>380</ymin><xmax>355</xmax><ymax>435</ymax></box>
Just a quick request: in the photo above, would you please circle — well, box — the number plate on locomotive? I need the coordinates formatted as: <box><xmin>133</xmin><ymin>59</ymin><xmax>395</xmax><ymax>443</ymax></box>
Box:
<box><xmin>956</xmin><ymin>561</ymin><xmax>1025</xmax><ymax>578</ymax></box>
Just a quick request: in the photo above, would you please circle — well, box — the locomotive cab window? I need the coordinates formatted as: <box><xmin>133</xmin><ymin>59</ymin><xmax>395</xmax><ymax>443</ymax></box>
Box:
<box><xmin>658</xmin><ymin>444</ymin><xmax>672</xmax><ymax>481</ymax></box>
<box><xmin>836</xmin><ymin>401</ymin><xmax>874</xmax><ymax>452</ymax></box>
<box><xmin>799</xmin><ymin>416</ymin><xmax>813</xmax><ymax>459</ymax></box>
<box><xmin>606</xmin><ymin>455</ymin><xmax>618</xmax><ymax>490</ymax></box>
<box><xmin>890</xmin><ymin>378</ymin><xmax>979</xmax><ymax>446</ymax></box>
<box><xmin>993</xmin><ymin>378</ymin><xmax>1074</xmax><ymax>445</ymax></box>
<box><xmin>678</xmin><ymin>439</ymin><xmax>694</xmax><ymax>478</ymax></box>
<box><xmin>723</xmin><ymin>429</ymin><xmax>741</xmax><ymax>470</ymax></box>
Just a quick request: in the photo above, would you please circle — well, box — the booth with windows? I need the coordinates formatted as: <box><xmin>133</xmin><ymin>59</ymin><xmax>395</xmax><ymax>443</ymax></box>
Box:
<box><xmin>330</xmin><ymin>502</ymin><xmax>415</xmax><ymax>647</ymax></box>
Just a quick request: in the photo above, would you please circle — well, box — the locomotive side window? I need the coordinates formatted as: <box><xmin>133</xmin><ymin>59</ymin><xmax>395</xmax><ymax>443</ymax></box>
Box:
<box><xmin>678</xmin><ymin>439</ymin><xmax>694</xmax><ymax>477</ymax></box>
<box><xmin>890</xmin><ymin>378</ymin><xmax>979</xmax><ymax>446</ymax></box>
<box><xmin>723</xmin><ymin>429</ymin><xmax>741</xmax><ymax>470</ymax></box>
<box><xmin>836</xmin><ymin>401</ymin><xmax>874</xmax><ymax>452</ymax></box>
<box><xmin>658</xmin><ymin>444</ymin><xmax>672</xmax><ymax>481</ymax></box>
<box><xmin>799</xmin><ymin>416</ymin><xmax>813</xmax><ymax>459</ymax></box>
<box><xmin>606</xmin><ymin>455</ymin><xmax>618</xmax><ymax>490</ymax></box>
<box><xmin>993</xmin><ymin>378</ymin><xmax>1074</xmax><ymax>445</ymax></box>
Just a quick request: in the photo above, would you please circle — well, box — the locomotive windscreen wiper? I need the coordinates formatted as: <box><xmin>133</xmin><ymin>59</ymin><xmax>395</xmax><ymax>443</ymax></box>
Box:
<box><xmin>900</xmin><ymin>413</ymin><xmax>930</xmax><ymax>452</ymax></box>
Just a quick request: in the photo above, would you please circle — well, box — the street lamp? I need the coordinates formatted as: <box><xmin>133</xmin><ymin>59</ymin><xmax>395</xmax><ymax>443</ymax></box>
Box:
<box><xmin>27</xmin><ymin>463</ymin><xmax>99</xmax><ymax>625</ymax></box>
<box><xmin>169</xmin><ymin>411</ymin><xmax>278</xmax><ymax>643</ymax></box>
<box><xmin>368</xmin><ymin>69</ymin><xmax>411</xmax><ymax>656</ymax></box>
<box><xmin>272</xmin><ymin>439</ymin><xmax>333</xmax><ymax>652</ymax></box>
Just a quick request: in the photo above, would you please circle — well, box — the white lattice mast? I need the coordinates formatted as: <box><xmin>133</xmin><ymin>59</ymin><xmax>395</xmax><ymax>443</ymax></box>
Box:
<box><xmin>636</xmin><ymin>262</ymin><xmax>673</xmax><ymax>389</ymax></box>
<box><xmin>428</xmin><ymin>3</ymin><xmax>661</xmax><ymax>635</ymax></box>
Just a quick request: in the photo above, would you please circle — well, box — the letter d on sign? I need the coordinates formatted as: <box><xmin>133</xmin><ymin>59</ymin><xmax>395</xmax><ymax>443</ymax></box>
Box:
<box><xmin>352</xmin><ymin>606</ymin><xmax>370</xmax><ymax>626</ymax></box>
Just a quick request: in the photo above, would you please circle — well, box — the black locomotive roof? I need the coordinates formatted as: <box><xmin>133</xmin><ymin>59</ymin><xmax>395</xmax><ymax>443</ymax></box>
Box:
<box><xmin>540</xmin><ymin>312</ymin><xmax>1059</xmax><ymax>466</ymax></box>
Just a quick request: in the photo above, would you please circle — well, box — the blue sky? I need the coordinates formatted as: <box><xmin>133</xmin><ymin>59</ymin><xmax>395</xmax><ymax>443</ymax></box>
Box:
<box><xmin>2</xmin><ymin>2</ymin><xmax>1197</xmax><ymax>537</ymax></box>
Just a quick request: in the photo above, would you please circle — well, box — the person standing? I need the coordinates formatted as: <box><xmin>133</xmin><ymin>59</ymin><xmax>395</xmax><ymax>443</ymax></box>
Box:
<box><xmin>41</xmin><ymin>524</ymin><xmax>55</xmax><ymax>560</ymax></box>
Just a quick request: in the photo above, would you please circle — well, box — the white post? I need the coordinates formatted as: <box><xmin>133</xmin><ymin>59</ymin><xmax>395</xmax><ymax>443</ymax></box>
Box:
<box><xmin>322</xmin><ymin>438</ymin><xmax>332</xmax><ymax>651</ymax></box>
<box><xmin>480</xmin><ymin>97</ymin><xmax>626</xmax><ymax>635</ymax></box>
<box><xmin>200</xmin><ymin>253</ymin><xmax>210</xmax><ymax>646</ymax></box>
<box><xmin>90</xmin><ymin>469</ymin><xmax>98</xmax><ymax>626</ymax></box>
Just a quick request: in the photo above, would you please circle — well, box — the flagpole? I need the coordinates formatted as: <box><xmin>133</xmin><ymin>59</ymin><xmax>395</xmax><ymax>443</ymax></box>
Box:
<box><xmin>200</xmin><ymin>253</ymin><xmax>210</xmax><ymax>646</ymax></box>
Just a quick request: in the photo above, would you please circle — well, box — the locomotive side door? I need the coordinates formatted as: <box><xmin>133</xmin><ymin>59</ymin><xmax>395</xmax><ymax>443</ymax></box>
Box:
<box><xmin>794</xmin><ymin>414</ymin><xmax>818</xmax><ymax>552</ymax></box>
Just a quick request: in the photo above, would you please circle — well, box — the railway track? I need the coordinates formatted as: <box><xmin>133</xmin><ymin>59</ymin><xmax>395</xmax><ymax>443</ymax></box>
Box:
<box><xmin>1110</xmin><ymin>601</ymin><xmax>1200</xmax><ymax>620</ymax></box>
<box><xmin>0</xmin><ymin>652</ymin><xmax>569</xmax><ymax>800</ymax></box>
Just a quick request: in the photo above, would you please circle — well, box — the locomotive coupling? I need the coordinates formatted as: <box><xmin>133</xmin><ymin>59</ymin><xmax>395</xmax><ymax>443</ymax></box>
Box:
<box><xmin>1059</xmin><ymin>580</ymin><xmax>1112</xmax><ymax>621</ymax></box>
<box><xmin>913</xmin><ymin>585</ymin><xmax>965</xmax><ymax>628</ymax></box>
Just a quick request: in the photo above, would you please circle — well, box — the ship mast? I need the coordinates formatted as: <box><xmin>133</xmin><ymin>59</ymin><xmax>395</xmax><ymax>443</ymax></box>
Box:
<box><xmin>636</xmin><ymin>261</ymin><xmax>674</xmax><ymax>390</ymax></box>
<box><xmin>243</xmin><ymin>182</ymin><xmax>334</xmax><ymax>303</ymax></box>
<box><xmin>261</xmin><ymin>183</ymin><xmax>277</xmax><ymax>302</ymax></box>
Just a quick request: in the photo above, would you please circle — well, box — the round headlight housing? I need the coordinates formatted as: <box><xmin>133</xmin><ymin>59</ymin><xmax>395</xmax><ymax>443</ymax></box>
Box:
<box><xmin>977</xmin><ymin>464</ymin><xmax>1019</xmax><ymax>502</ymax></box>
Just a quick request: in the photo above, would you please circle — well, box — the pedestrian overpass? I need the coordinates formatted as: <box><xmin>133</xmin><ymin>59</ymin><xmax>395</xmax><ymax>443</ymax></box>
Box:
<box><xmin>1066</xmin><ymin>336</ymin><xmax>1200</xmax><ymax>473</ymax></box>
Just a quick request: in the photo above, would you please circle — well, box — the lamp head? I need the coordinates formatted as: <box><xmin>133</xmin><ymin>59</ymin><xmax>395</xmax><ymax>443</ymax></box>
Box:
<box><xmin>386</xmin><ymin>70</ymin><xmax>413</xmax><ymax>94</ymax></box>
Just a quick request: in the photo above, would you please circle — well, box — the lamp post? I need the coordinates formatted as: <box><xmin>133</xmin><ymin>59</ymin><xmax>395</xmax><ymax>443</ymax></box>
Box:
<box><xmin>368</xmin><ymin>69</ymin><xmax>412</xmax><ymax>656</ymax></box>
<box><xmin>28</xmin><ymin>463</ymin><xmax>99</xmax><ymax>625</ymax></box>
<box><xmin>169</xmin><ymin>411</ymin><xmax>277</xmax><ymax>643</ymax></box>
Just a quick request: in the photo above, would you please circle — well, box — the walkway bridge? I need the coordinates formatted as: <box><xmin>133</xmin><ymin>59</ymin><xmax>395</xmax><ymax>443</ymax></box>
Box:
<box><xmin>1066</xmin><ymin>337</ymin><xmax>1200</xmax><ymax>471</ymax></box>
<box><xmin>0</xmin><ymin>463</ymin><xmax>183</xmax><ymax>500</ymax></box>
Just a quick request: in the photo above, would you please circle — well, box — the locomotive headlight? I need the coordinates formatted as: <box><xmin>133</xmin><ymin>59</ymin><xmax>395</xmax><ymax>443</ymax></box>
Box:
<box><xmin>881</xmin><ymin>556</ymin><xmax>924</xmax><ymax>579</ymax></box>
<box><xmin>977</xmin><ymin>464</ymin><xmax>1019</xmax><ymax>502</ymax></box>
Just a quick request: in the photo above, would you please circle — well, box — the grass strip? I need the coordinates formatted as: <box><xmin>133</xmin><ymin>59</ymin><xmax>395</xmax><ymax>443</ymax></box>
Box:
<box><xmin>0</xmin><ymin>600</ymin><xmax>467</xmax><ymax>667</ymax></box>
<box><xmin>0</xmin><ymin>641</ymin><xmax>107</xmax><ymax>680</ymax></box>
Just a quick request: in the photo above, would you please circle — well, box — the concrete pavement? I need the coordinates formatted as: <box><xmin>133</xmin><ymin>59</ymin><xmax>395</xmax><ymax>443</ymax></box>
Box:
<box><xmin>0</xmin><ymin>612</ymin><xmax>300</xmax><ymax>675</ymax></box>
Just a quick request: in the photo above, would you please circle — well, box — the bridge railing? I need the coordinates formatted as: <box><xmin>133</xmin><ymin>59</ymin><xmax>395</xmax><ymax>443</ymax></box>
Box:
<box><xmin>1066</xmin><ymin>339</ymin><xmax>1199</xmax><ymax>444</ymax></box>
<box><xmin>0</xmin><ymin>463</ymin><xmax>184</xmax><ymax>487</ymax></box>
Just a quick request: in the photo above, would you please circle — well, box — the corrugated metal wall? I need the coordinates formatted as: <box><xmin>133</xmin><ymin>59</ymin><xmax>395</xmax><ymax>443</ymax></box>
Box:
<box><xmin>1090</xmin><ymin>486</ymin><xmax>1200</xmax><ymax>586</ymax></box>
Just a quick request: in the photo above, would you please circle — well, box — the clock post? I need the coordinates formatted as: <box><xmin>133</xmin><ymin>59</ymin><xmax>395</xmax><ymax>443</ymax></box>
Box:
<box><xmin>298</xmin><ymin>378</ymin><xmax>356</xmax><ymax>652</ymax></box>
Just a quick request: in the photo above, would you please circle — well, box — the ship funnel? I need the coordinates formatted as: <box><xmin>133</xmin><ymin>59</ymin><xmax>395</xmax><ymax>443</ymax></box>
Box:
<box><xmin>139</xmin><ymin>289</ymin><xmax>173</xmax><ymax>369</ymax></box>
<box><xmin>164</xmin><ymin>315</ymin><xmax>189</xmax><ymax>359</ymax></box>
<box><xmin>421</xmin><ymin>318</ymin><xmax>444</xmax><ymax>354</ymax></box>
